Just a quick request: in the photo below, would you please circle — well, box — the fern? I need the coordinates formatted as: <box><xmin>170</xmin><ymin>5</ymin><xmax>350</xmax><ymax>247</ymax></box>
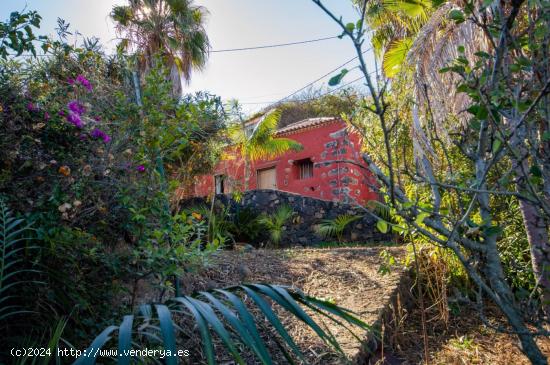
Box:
<box><xmin>76</xmin><ymin>284</ymin><xmax>371</xmax><ymax>365</ymax></box>
<box><xmin>0</xmin><ymin>197</ymin><xmax>41</xmax><ymax>322</ymax></box>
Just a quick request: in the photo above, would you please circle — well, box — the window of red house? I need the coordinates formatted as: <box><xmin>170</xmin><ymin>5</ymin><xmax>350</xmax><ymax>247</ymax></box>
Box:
<box><xmin>214</xmin><ymin>174</ymin><xmax>225</xmax><ymax>194</ymax></box>
<box><xmin>296</xmin><ymin>158</ymin><xmax>314</xmax><ymax>179</ymax></box>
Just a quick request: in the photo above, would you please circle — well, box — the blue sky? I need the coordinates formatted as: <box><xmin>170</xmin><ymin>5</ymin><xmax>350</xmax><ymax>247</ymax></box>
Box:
<box><xmin>1</xmin><ymin>0</ymin><xmax>375</xmax><ymax>114</ymax></box>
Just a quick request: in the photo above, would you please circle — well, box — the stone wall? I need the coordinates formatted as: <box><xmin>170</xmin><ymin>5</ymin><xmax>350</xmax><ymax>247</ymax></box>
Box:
<box><xmin>181</xmin><ymin>189</ymin><xmax>393</xmax><ymax>246</ymax></box>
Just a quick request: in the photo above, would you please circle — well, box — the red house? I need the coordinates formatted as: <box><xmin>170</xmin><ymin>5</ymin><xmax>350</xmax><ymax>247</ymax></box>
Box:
<box><xmin>186</xmin><ymin>117</ymin><xmax>379</xmax><ymax>205</ymax></box>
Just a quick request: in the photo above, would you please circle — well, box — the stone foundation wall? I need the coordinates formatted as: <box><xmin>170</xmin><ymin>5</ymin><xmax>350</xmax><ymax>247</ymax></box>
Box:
<box><xmin>181</xmin><ymin>189</ymin><xmax>393</xmax><ymax>246</ymax></box>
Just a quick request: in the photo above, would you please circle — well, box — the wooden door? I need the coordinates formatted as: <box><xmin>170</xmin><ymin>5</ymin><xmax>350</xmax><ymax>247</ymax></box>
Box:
<box><xmin>257</xmin><ymin>167</ymin><xmax>277</xmax><ymax>190</ymax></box>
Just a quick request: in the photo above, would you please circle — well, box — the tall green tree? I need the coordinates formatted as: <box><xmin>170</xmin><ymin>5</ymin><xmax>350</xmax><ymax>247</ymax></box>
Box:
<box><xmin>353</xmin><ymin>0</ymin><xmax>433</xmax><ymax>77</ymax></box>
<box><xmin>111</xmin><ymin>0</ymin><xmax>210</xmax><ymax>96</ymax></box>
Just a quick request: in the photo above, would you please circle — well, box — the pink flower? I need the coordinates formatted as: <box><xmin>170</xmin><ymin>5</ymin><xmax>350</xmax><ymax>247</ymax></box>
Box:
<box><xmin>58</xmin><ymin>110</ymin><xmax>65</xmax><ymax>117</ymax></box>
<box><xmin>67</xmin><ymin>78</ymin><xmax>75</xmax><ymax>85</ymax></box>
<box><xmin>75</xmin><ymin>75</ymin><xmax>92</xmax><ymax>91</ymax></box>
<box><xmin>66</xmin><ymin>112</ymin><xmax>83</xmax><ymax>128</ymax></box>
<box><xmin>27</xmin><ymin>102</ymin><xmax>38</xmax><ymax>112</ymax></box>
<box><xmin>90</xmin><ymin>128</ymin><xmax>111</xmax><ymax>143</ymax></box>
<box><xmin>136</xmin><ymin>165</ymin><xmax>145</xmax><ymax>172</ymax></box>
<box><xmin>68</xmin><ymin>100</ymin><xmax>85</xmax><ymax>115</ymax></box>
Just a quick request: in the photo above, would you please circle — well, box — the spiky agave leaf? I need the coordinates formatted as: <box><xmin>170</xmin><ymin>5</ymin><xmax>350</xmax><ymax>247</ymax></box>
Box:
<box><xmin>76</xmin><ymin>284</ymin><xmax>371</xmax><ymax>364</ymax></box>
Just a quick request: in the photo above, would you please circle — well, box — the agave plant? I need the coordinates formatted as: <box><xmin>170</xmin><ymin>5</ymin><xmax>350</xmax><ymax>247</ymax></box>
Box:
<box><xmin>76</xmin><ymin>284</ymin><xmax>370</xmax><ymax>364</ymax></box>
<box><xmin>316</xmin><ymin>214</ymin><xmax>362</xmax><ymax>243</ymax></box>
<box><xmin>258</xmin><ymin>205</ymin><xmax>295</xmax><ymax>248</ymax></box>
<box><xmin>0</xmin><ymin>197</ymin><xmax>41</xmax><ymax>322</ymax></box>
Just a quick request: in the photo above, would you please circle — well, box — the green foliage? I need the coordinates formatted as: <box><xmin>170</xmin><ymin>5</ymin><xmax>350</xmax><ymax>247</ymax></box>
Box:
<box><xmin>0</xmin><ymin>197</ymin><xmax>40</xmax><ymax>322</ymax></box>
<box><xmin>258</xmin><ymin>205</ymin><xmax>295</xmax><ymax>247</ymax></box>
<box><xmin>230</xmin><ymin>109</ymin><xmax>302</xmax><ymax>163</ymax></box>
<box><xmin>0</xmin><ymin>36</ymin><xmax>225</xmax><ymax>351</ymax></box>
<box><xmin>184</xmin><ymin>204</ymin><xmax>233</xmax><ymax>248</ymax></box>
<box><xmin>78</xmin><ymin>284</ymin><xmax>371</xmax><ymax>364</ymax></box>
<box><xmin>316</xmin><ymin>214</ymin><xmax>361</xmax><ymax>243</ymax></box>
<box><xmin>228</xmin><ymin>206</ymin><xmax>263</xmax><ymax>243</ymax></box>
<box><xmin>0</xmin><ymin>10</ymin><xmax>43</xmax><ymax>59</ymax></box>
<box><xmin>111</xmin><ymin>0</ymin><xmax>210</xmax><ymax>91</ymax></box>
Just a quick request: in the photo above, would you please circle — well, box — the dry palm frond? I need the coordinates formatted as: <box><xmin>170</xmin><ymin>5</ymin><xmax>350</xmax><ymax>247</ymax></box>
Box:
<box><xmin>408</xmin><ymin>3</ymin><xmax>490</xmax><ymax>133</ymax></box>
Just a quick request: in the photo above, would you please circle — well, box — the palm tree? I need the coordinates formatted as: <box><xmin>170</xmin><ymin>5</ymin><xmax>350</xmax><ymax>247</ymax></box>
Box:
<box><xmin>353</xmin><ymin>0</ymin><xmax>433</xmax><ymax>77</ymax></box>
<box><xmin>111</xmin><ymin>0</ymin><xmax>210</xmax><ymax>96</ymax></box>
<box><xmin>228</xmin><ymin>108</ymin><xmax>302</xmax><ymax>191</ymax></box>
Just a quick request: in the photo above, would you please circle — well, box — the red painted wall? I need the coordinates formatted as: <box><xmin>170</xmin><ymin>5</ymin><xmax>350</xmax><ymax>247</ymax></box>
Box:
<box><xmin>186</xmin><ymin>119</ymin><xmax>378</xmax><ymax>205</ymax></box>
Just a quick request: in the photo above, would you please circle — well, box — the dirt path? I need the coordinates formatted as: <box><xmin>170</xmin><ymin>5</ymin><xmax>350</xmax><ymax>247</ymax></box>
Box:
<box><xmin>176</xmin><ymin>246</ymin><xmax>407</xmax><ymax>364</ymax></box>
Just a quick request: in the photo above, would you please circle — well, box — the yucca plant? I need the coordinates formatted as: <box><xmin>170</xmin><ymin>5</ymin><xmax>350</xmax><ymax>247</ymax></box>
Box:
<box><xmin>316</xmin><ymin>214</ymin><xmax>362</xmax><ymax>243</ymax></box>
<box><xmin>76</xmin><ymin>284</ymin><xmax>370</xmax><ymax>364</ymax></box>
<box><xmin>0</xmin><ymin>197</ymin><xmax>41</xmax><ymax>322</ymax></box>
<box><xmin>258</xmin><ymin>205</ymin><xmax>294</xmax><ymax>248</ymax></box>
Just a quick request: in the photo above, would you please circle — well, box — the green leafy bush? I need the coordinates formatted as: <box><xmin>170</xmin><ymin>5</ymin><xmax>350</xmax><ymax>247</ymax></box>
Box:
<box><xmin>258</xmin><ymin>205</ymin><xmax>295</xmax><ymax>247</ymax></box>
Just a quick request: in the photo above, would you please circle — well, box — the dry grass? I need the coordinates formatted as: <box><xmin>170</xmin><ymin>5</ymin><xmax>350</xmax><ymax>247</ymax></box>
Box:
<box><xmin>171</xmin><ymin>246</ymin><xmax>406</xmax><ymax>364</ymax></box>
<box><xmin>135</xmin><ymin>245</ymin><xmax>549</xmax><ymax>364</ymax></box>
<box><xmin>391</xmin><ymin>303</ymin><xmax>550</xmax><ymax>365</ymax></box>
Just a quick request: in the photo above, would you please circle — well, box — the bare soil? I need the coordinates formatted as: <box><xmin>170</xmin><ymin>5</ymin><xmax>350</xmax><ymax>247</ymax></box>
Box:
<box><xmin>176</xmin><ymin>246</ymin><xmax>407</xmax><ymax>364</ymax></box>
<box><xmin>136</xmin><ymin>246</ymin><xmax>550</xmax><ymax>364</ymax></box>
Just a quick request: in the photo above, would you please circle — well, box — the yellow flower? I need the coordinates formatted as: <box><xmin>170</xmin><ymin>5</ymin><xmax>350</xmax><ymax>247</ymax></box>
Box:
<box><xmin>192</xmin><ymin>212</ymin><xmax>202</xmax><ymax>220</ymax></box>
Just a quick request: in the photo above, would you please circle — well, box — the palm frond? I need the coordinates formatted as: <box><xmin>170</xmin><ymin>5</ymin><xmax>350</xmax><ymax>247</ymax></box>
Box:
<box><xmin>383</xmin><ymin>37</ymin><xmax>414</xmax><ymax>77</ymax></box>
<box><xmin>76</xmin><ymin>284</ymin><xmax>371</xmax><ymax>364</ymax></box>
<box><xmin>316</xmin><ymin>214</ymin><xmax>361</xmax><ymax>242</ymax></box>
<box><xmin>0</xmin><ymin>197</ymin><xmax>40</xmax><ymax>323</ymax></box>
<box><xmin>241</xmin><ymin>109</ymin><xmax>302</xmax><ymax>163</ymax></box>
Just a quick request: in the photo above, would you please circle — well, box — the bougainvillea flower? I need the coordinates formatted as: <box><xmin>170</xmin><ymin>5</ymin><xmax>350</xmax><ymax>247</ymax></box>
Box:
<box><xmin>67</xmin><ymin>100</ymin><xmax>85</xmax><ymax>115</ymax></box>
<box><xmin>66</xmin><ymin>112</ymin><xmax>83</xmax><ymax>128</ymax></box>
<box><xmin>75</xmin><ymin>75</ymin><xmax>92</xmax><ymax>91</ymax></box>
<box><xmin>90</xmin><ymin>128</ymin><xmax>111</xmax><ymax>143</ymax></box>
<box><xmin>136</xmin><ymin>165</ymin><xmax>146</xmax><ymax>172</ymax></box>
<box><xmin>27</xmin><ymin>102</ymin><xmax>38</xmax><ymax>112</ymax></box>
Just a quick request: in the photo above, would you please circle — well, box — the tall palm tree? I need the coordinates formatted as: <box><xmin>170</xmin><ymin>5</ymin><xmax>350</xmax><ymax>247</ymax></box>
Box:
<box><xmin>228</xmin><ymin>109</ymin><xmax>302</xmax><ymax>190</ymax></box>
<box><xmin>354</xmin><ymin>0</ymin><xmax>433</xmax><ymax>77</ymax></box>
<box><xmin>111</xmin><ymin>0</ymin><xmax>210</xmax><ymax>97</ymax></box>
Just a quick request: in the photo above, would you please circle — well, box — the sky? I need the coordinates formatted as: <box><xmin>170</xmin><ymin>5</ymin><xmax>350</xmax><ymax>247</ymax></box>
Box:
<box><xmin>1</xmin><ymin>0</ymin><xmax>375</xmax><ymax>114</ymax></box>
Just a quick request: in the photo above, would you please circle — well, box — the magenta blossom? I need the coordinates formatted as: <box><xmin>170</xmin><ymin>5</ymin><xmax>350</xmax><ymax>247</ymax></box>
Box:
<box><xmin>44</xmin><ymin>112</ymin><xmax>50</xmax><ymax>121</ymax></box>
<box><xmin>66</xmin><ymin>112</ymin><xmax>83</xmax><ymax>128</ymax></box>
<box><xmin>68</xmin><ymin>100</ymin><xmax>85</xmax><ymax>115</ymax></box>
<box><xmin>90</xmin><ymin>128</ymin><xmax>111</xmax><ymax>143</ymax></box>
<box><xmin>67</xmin><ymin>78</ymin><xmax>75</xmax><ymax>85</ymax></box>
<box><xmin>136</xmin><ymin>165</ymin><xmax>146</xmax><ymax>173</ymax></box>
<box><xmin>75</xmin><ymin>75</ymin><xmax>92</xmax><ymax>91</ymax></box>
<box><xmin>27</xmin><ymin>102</ymin><xmax>38</xmax><ymax>112</ymax></box>
<box><xmin>58</xmin><ymin>110</ymin><xmax>65</xmax><ymax>117</ymax></box>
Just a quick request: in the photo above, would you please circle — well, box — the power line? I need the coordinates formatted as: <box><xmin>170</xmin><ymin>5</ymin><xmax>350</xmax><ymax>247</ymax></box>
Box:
<box><xmin>277</xmin><ymin>48</ymin><xmax>372</xmax><ymax>103</ymax></box>
<box><xmin>210</xmin><ymin>35</ymin><xmax>338</xmax><ymax>53</ymax></box>
<box><xmin>241</xmin><ymin>69</ymin><xmax>376</xmax><ymax>108</ymax></box>
<box><xmin>240</xmin><ymin>48</ymin><xmax>374</xmax><ymax>106</ymax></box>
<box><xmin>6</xmin><ymin>35</ymin><xmax>340</xmax><ymax>58</ymax></box>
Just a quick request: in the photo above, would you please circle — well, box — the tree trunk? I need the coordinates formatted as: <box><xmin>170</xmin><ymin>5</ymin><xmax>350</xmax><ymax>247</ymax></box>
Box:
<box><xmin>518</xmin><ymin>198</ymin><xmax>550</xmax><ymax>316</ymax></box>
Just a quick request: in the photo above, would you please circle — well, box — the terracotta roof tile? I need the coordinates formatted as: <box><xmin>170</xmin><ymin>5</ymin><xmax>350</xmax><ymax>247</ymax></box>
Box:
<box><xmin>276</xmin><ymin>117</ymin><xmax>338</xmax><ymax>135</ymax></box>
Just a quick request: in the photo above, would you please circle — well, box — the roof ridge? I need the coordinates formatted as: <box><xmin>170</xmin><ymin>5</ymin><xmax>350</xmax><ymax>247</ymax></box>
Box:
<box><xmin>276</xmin><ymin>117</ymin><xmax>340</xmax><ymax>135</ymax></box>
